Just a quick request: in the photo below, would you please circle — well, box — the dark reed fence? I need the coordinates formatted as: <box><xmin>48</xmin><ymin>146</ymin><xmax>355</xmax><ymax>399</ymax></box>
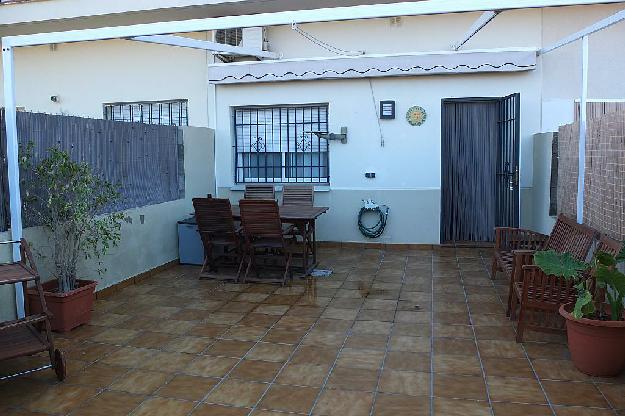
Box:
<box><xmin>0</xmin><ymin>109</ymin><xmax>184</xmax><ymax>231</ymax></box>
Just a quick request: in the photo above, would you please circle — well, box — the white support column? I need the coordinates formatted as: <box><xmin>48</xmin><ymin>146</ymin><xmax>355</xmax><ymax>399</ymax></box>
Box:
<box><xmin>576</xmin><ymin>35</ymin><xmax>589</xmax><ymax>224</ymax></box>
<box><xmin>2</xmin><ymin>46</ymin><xmax>25</xmax><ymax>318</ymax></box>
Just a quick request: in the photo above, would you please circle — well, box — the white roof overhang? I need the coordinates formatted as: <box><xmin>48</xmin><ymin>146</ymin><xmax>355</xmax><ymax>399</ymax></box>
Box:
<box><xmin>207</xmin><ymin>48</ymin><xmax>538</xmax><ymax>84</ymax></box>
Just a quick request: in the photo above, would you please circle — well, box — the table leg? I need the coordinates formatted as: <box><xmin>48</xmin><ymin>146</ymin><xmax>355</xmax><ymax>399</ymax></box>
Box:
<box><xmin>311</xmin><ymin>219</ymin><xmax>317</xmax><ymax>267</ymax></box>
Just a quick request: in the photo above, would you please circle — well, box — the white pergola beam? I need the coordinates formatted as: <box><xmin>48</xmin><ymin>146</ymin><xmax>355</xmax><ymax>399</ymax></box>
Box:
<box><xmin>540</xmin><ymin>8</ymin><xmax>625</xmax><ymax>54</ymax></box>
<box><xmin>131</xmin><ymin>35</ymin><xmax>280</xmax><ymax>59</ymax></box>
<box><xmin>452</xmin><ymin>11</ymin><xmax>500</xmax><ymax>51</ymax></box>
<box><xmin>4</xmin><ymin>0</ymin><xmax>625</xmax><ymax>48</ymax></box>
<box><xmin>577</xmin><ymin>35</ymin><xmax>589</xmax><ymax>224</ymax></box>
<box><xmin>1</xmin><ymin>45</ymin><xmax>25</xmax><ymax>319</ymax></box>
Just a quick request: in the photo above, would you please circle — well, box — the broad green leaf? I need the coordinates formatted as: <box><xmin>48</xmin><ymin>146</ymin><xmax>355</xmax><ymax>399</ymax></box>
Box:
<box><xmin>616</xmin><ymin>242</ymin><xmax>625</xmax><ymax>263</ymax></box>
<box><xmin>534</xmin><ymin>250</ymin><xmax>589</xmax><ymax>280</ymax></box>
<box><xmin>596</xmin><ymin>251</ymin><xmax>616</xmax><ymax>267</ymax></box>
<box><xmin>596</xmin><ymin>265</ymin><xmax>625</xmax><ymax>299</ymax></box>
<box><xmin>573</xmin><ymin>289</ymin><xmax>594</xmax><ymax>319</ymax></box>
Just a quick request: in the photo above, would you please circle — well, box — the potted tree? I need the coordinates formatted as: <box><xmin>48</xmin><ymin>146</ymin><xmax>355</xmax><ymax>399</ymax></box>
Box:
<box><xmin>534</xmin><ymin>245</ymin><xmax>625</xmax><ymax>376</ymax></box>
<box><xmin>22</xmin><ymin>147</ymin><xmax>127</xmax><ymax>332</ymax></box>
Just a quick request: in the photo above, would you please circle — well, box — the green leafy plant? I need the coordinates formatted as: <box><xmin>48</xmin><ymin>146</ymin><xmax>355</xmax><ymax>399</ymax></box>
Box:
<box><xmin>20</xmin><ymin>146</ymin><xmax>128</xmax><ymax>293</ymax></box>
<box><xmin>534</xmin><ymin>244</ymin><xmax>625</xmax><ymax>321</ymax></box>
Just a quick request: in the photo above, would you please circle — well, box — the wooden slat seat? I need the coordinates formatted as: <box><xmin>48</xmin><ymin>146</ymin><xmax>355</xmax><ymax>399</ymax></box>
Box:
<box><xmin>511</xmin><ymin>233</ymin><xmax>622</xmax><ymax>342</ymax></box>
<box><xmin>0</xmin><ymin>263</ymin><xmax>37</xmax><ymax>285</ymax></box>
<box><xmin>0</xmin><ymin>325</ymin><xmax>48</xmax><ymax>361</ymax></box>
<box><xmin>282</xmin><ymin>185</ymin><xmax>314</xmax><ymax>206</ymax></box>
<box><xmin>244</xmin><ymin>184</ymin><xmax>275</xmax><ymax>200</ymax></box>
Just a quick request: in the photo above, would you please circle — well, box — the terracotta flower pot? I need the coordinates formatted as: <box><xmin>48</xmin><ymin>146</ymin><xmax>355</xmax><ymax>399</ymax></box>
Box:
<box><xmin>27</xmin><ymin>279</ymin><xmax>97</xmax><ymax>333</ymax></box>
<box><xmin>559</xmin><ymin>303</ymin><xmax>625</xmax><ymax>377</ymax></box>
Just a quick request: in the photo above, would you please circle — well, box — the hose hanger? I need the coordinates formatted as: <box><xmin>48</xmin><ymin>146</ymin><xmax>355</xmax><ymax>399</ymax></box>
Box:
<box><xmin>358</xmin><ymin>199</ymin><xmax>389</xmax><ymax>239</ymax></box>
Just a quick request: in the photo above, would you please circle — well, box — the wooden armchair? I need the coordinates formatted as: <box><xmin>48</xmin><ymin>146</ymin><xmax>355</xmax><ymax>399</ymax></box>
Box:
<box><xmin>239</xmin><ymin>199</ymin><xmax>295</xmax><ymax>286</ymax></box>
<box><xmin>492</xmin><ymin>214</ymin><xmax>597</xmax><ymax>316</ymax></box>
<box><xmin>244</xmin><ymin>184</ymin><xmax>275</xmax><ymax>200</ymax></box>
<box><xmin>512</xmin><ymin>234</ymin><xmax>621</xmax><ymax>342</ymax></box>
<box><xmin>283</xmin><ymin>185</ymin><xmax>314</xmax><ymax>206</ymax></box>
<box><xmin>192</xmin><ymin>197</ymin><xmax>242</xmax><ymax>280</ymax></box>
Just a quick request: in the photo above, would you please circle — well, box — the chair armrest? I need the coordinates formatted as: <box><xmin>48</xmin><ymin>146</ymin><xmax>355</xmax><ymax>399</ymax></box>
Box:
<box><xmin>494</xmin><ymin>228</ymin><xmax>549</xmax><ymax>252</ymax></box>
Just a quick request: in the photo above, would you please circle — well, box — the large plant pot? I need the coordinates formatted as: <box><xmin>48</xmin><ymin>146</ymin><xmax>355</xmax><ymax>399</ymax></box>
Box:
<box><xmin>559</xmin><ymin>304</ymin><xmax>625</xmax><ymax>377</ymax></box>
<box><xmin>27</xmin><ymin>279</ymin><xmax>97</xmax><ymax>333</ymax></box>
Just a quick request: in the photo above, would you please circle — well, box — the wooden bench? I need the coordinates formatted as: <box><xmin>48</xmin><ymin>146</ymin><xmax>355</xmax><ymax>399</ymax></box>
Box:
<box><xmin>512</xmin><ymin>234</ymin><xmax>622</xmax><ymax>342</ymax></box>
<box><xmin>491</xmin><ymin>214</ymin><xmax>598</xmax><ymax>317</ymax></box>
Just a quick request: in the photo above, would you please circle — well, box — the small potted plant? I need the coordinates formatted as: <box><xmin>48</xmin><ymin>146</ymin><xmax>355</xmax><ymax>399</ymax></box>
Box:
<box><xmin>22</xmin><ymin>147</ymin><xmax>127</xmax><ymax>332</ymax></box>
<box><xmin>534</xmin><ymin>245</ymin><xmax>625</xmax><ymax>376</ymax></box>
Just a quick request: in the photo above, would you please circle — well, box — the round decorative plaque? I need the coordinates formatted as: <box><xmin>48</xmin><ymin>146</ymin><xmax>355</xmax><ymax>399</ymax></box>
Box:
<box><xmin>406</xmin><ymin>106</ymin><xmax>427</xmax><ymax>126</ymax></box>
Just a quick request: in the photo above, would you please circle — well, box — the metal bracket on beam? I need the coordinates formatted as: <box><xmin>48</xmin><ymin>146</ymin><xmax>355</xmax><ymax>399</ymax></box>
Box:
<box><xmin>451</xmin><ymin>11</ymin><xmax>500</xmax><ymax>51</ymax></box>
<box><xmin>130</xmin><ymin>34</ymin><xmax>281</xmax><ymax>59</ymax></box>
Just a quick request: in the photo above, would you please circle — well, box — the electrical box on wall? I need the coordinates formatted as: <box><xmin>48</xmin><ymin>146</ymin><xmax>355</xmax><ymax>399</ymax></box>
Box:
<box><xmin>365</xmin><ymin>172</ymin><xmax>376</xmax><ymax>179</ymax></box>
<box><xmin>380</xmin><ymin>101</ymin><xmax>396</xmax><ymax>119</ymax></box>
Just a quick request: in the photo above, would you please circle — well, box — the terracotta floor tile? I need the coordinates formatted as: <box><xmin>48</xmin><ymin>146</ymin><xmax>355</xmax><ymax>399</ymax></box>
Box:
<box><xmin>185</xmin><ymin>356</ymin><xmax>238</xmax><ymax>377</ymax></box>
<box><xmin>246</xmin><ymin>342</ymin><xmax>293</xmax><ymax>362</ymax></box>
<box><xmin>72</xmin><ymin>391</ymin><xmax>144</xmax><ymax>416</ymax></box>
<box><xmin>336</xmin><ymin>348</ymin><xmax>385</xmax><ymax>370</ymax></box>
<box><xmin>597</xmin><ymin>383</ymin><xmax>625</xmax><ymax>409</ymax></box>
<box><xmin>141</xmin><ymin>351</ymin><xmax>196</xmax><ymax>373</ymax></box>
<box><xmin>100</xmin><ymin>347</ymin><xmax>157</xmax><ymax>368</ymax></box>
<box><xmin>433</xmin><ymin>354</ymin><xmax>482</xmax><ymax>376</ymax></box>
<box><xmin>542</xmin><ymin>380</ymin><xmax>609</xmax><ymax>407</ymax></box>
<box><xmin>432</xmin><ymin>398</ymin><xmax>491</xmax><ymax>416</ymax></box>
<box><xmin>276</xmin><ymin>363</ymin><xmax>329</xmax><ymax>387</ymax></box>
<box><xmin>109</xmin><ymin>369</ymin><xmax>171</xmax><ymax>395</ymax></box>
<box><xmin>238</xmin><ymin>313</ymin><xmax>281</xmax><ymax>328</ymax></box>
<box><xmin>191</xmin><ymin>324</ymin><xmax>230</xmax><ymax>338</ymax></box>
<box><xmin>352</xmin><ymin>320</ymin><xmax>393</xmax><ymax>335</ymax></box>
<box><xmin>487</xmin><ymin>376</ymin><xmax>547</xmax><ymax>404</ymax></box>
<box><xmin>433</xmin><ymin>374</ymin><xmax>487</xmax><ymax>400</ymax></box>
<box><xmin>432</xmin><ymin>323</ymin><xmax>475</xmax><ymax>339</ymax></box>
<box><xmin>204</xmin><ymin>340</ymin><xmax>255</xmax><ymax>358</ymax></box>
<box><xmin>229</xmin><ymin>359</ymin><xmax>282</xmax><ymax>382</ymax></box>
<box><xmin>66</xmin><ymin>341</ymin><xmax>117</xmax><ymax>362</ymax></box>
<box><xmin>491</xmin><ymin>402</ymin><xmax>554</xmax><ymax>416</ymax></box>
<box><xmin>373</xmin><ymin>393</ymin><xmax>429</xmax><ymax>416</ymax></box>
<box><xmin>482</xmin><ymin>357</ymin><xmax>536</xmax><ymax>378</ymax></box>
<box><xmin>262</xmin><ymin>329</ymin><xmax>305</xmax><ymax>344</ymax></box>
<box><xmin>163</xmin><ymin>336</ymin><xmax>212</xmax><ymax>354</ymax></box>
<box><xmin>313</xmin><ymin>389</ymin><xmax>373</xmax><ymax>416</ymax></box>
<box><xmin>532</xmin><ymin>359</ymin><xmax>592</xmax><ymax>382</ymax></box>
<box><xmin>554</xmin><ymin>406</ymin><xmax>616</xmax><ymax>415</ymax></box>
<box><xmin>191</xmin><ymin>404</ymin><xmax>250</xmax><ymax>416</ymax></box>
<box><xmin>385</xmin><ymin>351</ymin><xmax>431</xmax><ymax>372</ymax></box>
<box><xmin>259</xmin><ymin>384</ymin><xmax>319</xmax><ymax>413</ymax></box>
<box><xmin>314</xmin><ymin>318</ymin><xmax>352</xmax><ymax>333</ymax></box>
<box><xmin>91</xmin><ymin>328</ymin><xmax>141</xmax><ymax>345</ymax></box>
<box><xmin>67</xmin><ymin>363</ymin><xmax>128</xmax><ymax>387</ymax></box>
<box><xmin>345</xmin><ymin>334</ymin><xmax>388</xmax><ymax>350</ymax></box>
<box><xmin>156</xmin><ymin>374</ymin><xmax>219</xmax><ymax>401</ymax></box>
<box><xmin>524</xmin><ymin>342</ymin><xmax>571</xmax><ymax>360</ymax></box>
<box><xmin>291</xmin><ymin>346</ymin><xmax>339</xmax><ymax>367</ymax></box>
<box><xmin>389</xmin><ymin>335</ymin><xmax>431</xmax><ymax>353</ymax></box>
<box><xmin>0</xmin><ymin>379</ymin><xmax>54</xmax><ymax>408</ymax></box>
<box><xmin>222</xmin><ymin>326</ymin><xmax>267</xmax><ymax>342</ymax></box>
<box><xmin>302</xmin><ymin>330</ymin><xmax>346</xmax><ymax>347</ymax></box>
<box><xmin>433</xmin><ymin>338</ymin><xmax>478</xmax><ymax>356</ymax></box>
<box><xmin>474</xmin><ymin>325</ymin><xmax>517</xmax><ymax>341</ymax></box>
<box><xmin>26</xmin><ymin>384</ymin><xmax>98</xmax><ymax>414</ymax></box>
<box><xmin>327</xmin><ymin>366</ymin><xmax>379</xmax><ymax>391</ymax></box>
<box><xmin>478</xmin><ymin>339</ymin><xmax>526</xmax><ymax>358</ymax></box>
<box><xmin>379</xmin><ymin>369</ymin><xmax>430</xmax><ymax>396</ymax></box>
<box><xmin>393</xmin><ymin>322</ymin><xmax>431</xmax><ymax>337</ymax></box>
<box><xmin>253</xmin><ymin>305</ymin><xmax>290</xmax><ymax>315</ymax></box>
<box><xmin>131</xmin><ymin>397</ymin><xmax>195</xmax><ymax>416</ymax></box>
<box><xmin>207</xmin><ymin>379</ymin><xmax>267</xmax><ymax>407</ymax></box>
<box><xmin>127</xmin><ymin>332</ymin><xmax>176</xmax><ymax>349</ymax></box>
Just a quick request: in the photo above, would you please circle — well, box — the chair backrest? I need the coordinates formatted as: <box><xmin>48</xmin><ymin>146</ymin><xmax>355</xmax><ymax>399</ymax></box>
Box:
<box><xmin>244</xmin><ymin>184</ymin><xmax>275</xmax><ymax>200</ymax></box>
<box><xmin>283</xmin><ymin>185</ymin><xmax>314</xmax><ymax>206</ymax></box>
<box><xmin>192</xmin><ymin>198</ymin><xmax>237</xmax><ymax>243</ymax></box>
<box><xmin>596</xmin><ymin>234</ymin><xmax>623</xmax><ymax>257</ymax></box>
<box><xmin>239</xmin><ymin>199</ymin><xmax>284</xmax><ymax>241</ymax></box>
<box><xmin>546</xmin><ymin>214</ymin><xmax>598</xmax><ymax>260</ymax></box>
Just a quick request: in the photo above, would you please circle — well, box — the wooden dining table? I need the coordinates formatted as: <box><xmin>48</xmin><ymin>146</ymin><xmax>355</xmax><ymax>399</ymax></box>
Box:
<box><xmin>231</xmin><ymin>205</ymin><xmax>329</xmax><ymax>275</ymax></box>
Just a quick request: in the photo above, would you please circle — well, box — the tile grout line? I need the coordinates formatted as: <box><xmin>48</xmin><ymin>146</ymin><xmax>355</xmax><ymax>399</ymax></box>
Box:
<box><xmin>368</xmin><ymin>253</ymin><xmax>408</xmax><ymax>416</ymax></box>
<box><xmin>307</xmin><ymin>249</ymin><xmax>385</xmax><ymax>416</ymax></box>
<box><xmin>483</xmin><ymin>250</ymin><xmax>558</xmax><ymax>416</ymax></box>
<box><xmin>456</xmin><ymin>251</ymin><xmax>496</xmax><ymax>416</ymax></box>
<box><xmin>429</xmin><ymin>249</ymin><xmax>435</xmax><ymax>416</ymax></box>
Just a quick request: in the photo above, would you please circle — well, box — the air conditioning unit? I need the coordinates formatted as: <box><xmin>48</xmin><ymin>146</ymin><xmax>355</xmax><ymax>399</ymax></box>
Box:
<box><xmin>213</xmin><ymin>27</ymin><xmax>267</xmax><ymax>54</ymax></box>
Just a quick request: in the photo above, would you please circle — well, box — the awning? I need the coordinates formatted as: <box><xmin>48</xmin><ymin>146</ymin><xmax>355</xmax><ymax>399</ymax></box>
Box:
<box><xmin>207</xmin><ymin>48</ymin><xmax>537</xmax><ymax>84</ymax></box>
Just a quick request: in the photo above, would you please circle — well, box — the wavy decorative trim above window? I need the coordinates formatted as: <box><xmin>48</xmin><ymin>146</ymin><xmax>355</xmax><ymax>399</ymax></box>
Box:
<box><xmin>208</xmin><ymin>48</ymin><xmax>537</xmax><ymax>84</ymax></box>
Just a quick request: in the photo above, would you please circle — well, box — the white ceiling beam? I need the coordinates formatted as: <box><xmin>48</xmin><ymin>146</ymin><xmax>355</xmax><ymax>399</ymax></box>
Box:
<box><xmin>131</xmin><ymin>35</ymin><xmax>280</xmax><ymax>59</ymax></box>
<box><xmin>451</xmin><ymin>11</ymin><xmax>500</xmax><ymax>51</ymax></box>
<box><xmin>540</xmin><ymin>8</ymin><xmax>625</xmax><ymax>54</ymax></box>
<box><xmin>4</xmin><ymin>0</ymin><xmax>625</xmax><ymax>48</ymax></box>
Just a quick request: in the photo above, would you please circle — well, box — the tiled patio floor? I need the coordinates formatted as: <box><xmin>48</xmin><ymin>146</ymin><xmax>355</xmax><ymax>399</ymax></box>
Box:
<box><xmin>2</xmin><ymin>247</ymin><xmax>625</xmax><ymax>416</ymax></box>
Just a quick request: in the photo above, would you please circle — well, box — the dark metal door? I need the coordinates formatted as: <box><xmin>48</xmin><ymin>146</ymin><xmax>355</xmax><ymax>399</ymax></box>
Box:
<box><xmin>495</xmin><ymin>93</ymin><xmax>521</xmax><ymax>228</ymax></box>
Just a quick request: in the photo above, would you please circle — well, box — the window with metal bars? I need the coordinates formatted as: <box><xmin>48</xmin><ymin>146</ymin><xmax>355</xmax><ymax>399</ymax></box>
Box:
<box><xmin>234</xmin><ymin>104</ymin><xmax>329</xmax><ymax>184</ymax></box>
<box><xmin>103</xmin><ymin>99</ymin><xmax>188</xmax><ymax>126</ymax></box>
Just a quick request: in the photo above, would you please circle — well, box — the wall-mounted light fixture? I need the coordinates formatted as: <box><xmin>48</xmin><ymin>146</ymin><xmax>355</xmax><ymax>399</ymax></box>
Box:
<box><xmin>380</xmin><ymin>100</ymin><xmax>396</xmax><ymax>119</ymax></box>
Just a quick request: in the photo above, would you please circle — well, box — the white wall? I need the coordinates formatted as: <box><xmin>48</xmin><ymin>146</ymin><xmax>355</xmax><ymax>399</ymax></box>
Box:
<box><xmin>0</xmin><ymin>126</ymin><xmax>214</xmax><ymax>321</ymax></box>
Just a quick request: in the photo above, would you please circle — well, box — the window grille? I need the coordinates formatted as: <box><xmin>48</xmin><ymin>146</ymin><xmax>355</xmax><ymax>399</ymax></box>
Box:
<box><xmin>234</xmin><ymin>104</ymin><xmax>329</xmax><ymax>184</ymax></box>
<box><xmin>103</xmin><ymin>99</ymin><xmax>188</xmax><ymax>126</ymax></box>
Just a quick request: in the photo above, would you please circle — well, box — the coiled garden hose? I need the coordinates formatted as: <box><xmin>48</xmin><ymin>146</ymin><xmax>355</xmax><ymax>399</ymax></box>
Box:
<box><xmin>358</xmin><ymin>201</ymin><xmax>389</xmax><ymax>238</ymax></box>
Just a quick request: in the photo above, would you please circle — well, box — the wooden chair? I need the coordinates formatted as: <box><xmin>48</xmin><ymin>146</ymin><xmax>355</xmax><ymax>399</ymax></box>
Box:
<box><xmin>513</xmin><ymin>234</ymin><xmax>622</xmax><ymax>342</ymax></box>
<box><xmin>492</xmin><ymin>214</ymin><xmax>598</xmax><ymax>316</ymax></box>
<box><xmin>239</xmin><ymin>199</ymin><xmax>295</xmax><ymax>286</ymax></box>
<box><xmin>282</xmin><ymin>185</ymin><xmax>315</xmax><ymax>270</ymax></box>
<box><xmin>0</xmin><ymin>239</ymin><xmax>66</xmax><ymax>381</ymax></box>
<box><xmin>282</xmin><ymin>185</ymin><xmax>314</xmax><ymax>206</ymax></box>
<box><xmin>192</xmin><ymin>197</ymin><xmax>242</xmax><ymax>280</ymax></box>
<box><xmin>244</xmin><ymin>184</ymin><xmax>275</xmax><ymax>200</ymax></box>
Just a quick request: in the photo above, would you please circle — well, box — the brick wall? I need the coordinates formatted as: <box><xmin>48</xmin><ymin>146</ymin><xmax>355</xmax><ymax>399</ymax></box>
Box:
<box><xmin>557</xmin><ymin>112</ymin><xmax>625</xmax><ymax>239</ymax></box>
